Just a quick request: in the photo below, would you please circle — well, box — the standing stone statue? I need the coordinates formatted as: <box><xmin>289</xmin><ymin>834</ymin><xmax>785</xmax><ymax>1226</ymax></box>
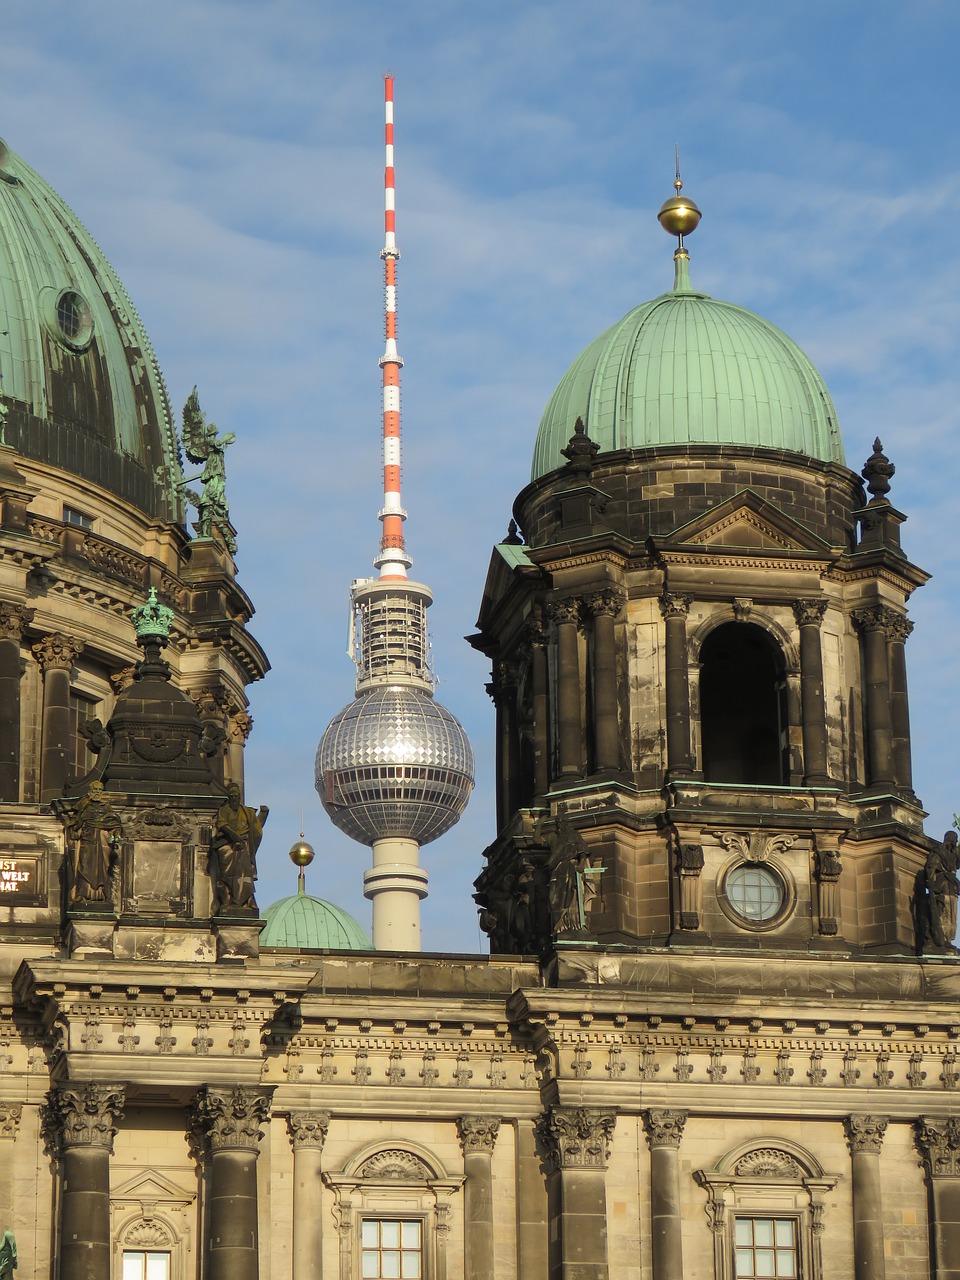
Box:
<box><xmin>181</xmin><ymin>387</ymin><xmax>237</xmax><ymax>554</ymax></box>
<box><xmin>64</xmin><ymin>780</ymin><xmax>123</xmax><ymax>903</ymax></box>
<box><xmin>0</xmin><ymin>1229</ymin><xmax>17</xmax><ymax>1277</ymax></box>
<box><xmin>212</xmin><ymin>783</ymin><xmax>268</xmax><ymax>914</ymax></box>
<box><xmin>924</xmin><ymin>830</ymin><xmax>960</xmax><ymax>949</ymax></box>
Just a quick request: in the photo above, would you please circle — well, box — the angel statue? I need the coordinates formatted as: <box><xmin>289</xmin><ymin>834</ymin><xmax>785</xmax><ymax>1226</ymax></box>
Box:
<box><xmin>181</xmin><ymin>387</ymin><xmax>237</xmax><ymax>553</ymax></box>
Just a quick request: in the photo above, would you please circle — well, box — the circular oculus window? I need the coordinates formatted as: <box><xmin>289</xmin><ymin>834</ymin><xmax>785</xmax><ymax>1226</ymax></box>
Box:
<box><xmin>54</xmin><ymin>289</ymin><xmax>94</xmax><ymax>350</ymax></box>
<box><xmin>725</xmin><ymin>862</ymin><xmax>785</xmax><ymax>923</ymax></box>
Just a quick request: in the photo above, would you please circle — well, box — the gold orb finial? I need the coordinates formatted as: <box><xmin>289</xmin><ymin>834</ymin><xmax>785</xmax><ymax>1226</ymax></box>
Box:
<box><xmin>289</xmin><ymin>837</ymin><xmax>315</xmax><ymax>868</ymax></box>
<box><xmin>658</xmin><ymin>146</ymin><xmax>701</xmax><ymax>243</ymax></box>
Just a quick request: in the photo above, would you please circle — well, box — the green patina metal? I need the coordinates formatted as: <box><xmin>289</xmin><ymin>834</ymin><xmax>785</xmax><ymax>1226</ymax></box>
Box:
<box><xmin>260</xmin><ymin>891</ymin><xmax>372</xmax><ymax>950</ymax></box>
<box><xmin>532</xmin><ymin>252</ymin><xmax>844</xmax><ymax>479</ymax></box>
<box><xmin>0</xmin><ymin>139</ymin><xmax>181</xmax><ymax>519</ymax></box>
<box><xmin>132</xmin><ymin>587</ymin><xmax>174</xmax><ymax>640</ymax></box>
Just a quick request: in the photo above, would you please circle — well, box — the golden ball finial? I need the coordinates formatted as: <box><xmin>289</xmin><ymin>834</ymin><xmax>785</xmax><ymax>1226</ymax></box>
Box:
<box><xmin>658</xmin><ymin>148</ymin><xmax>701</xmax><ymax>242</ymax></box>
<box><xmin>289</xmin><ymin>837</ymin><xmax>315</xmax><ymax>868</ymax></box>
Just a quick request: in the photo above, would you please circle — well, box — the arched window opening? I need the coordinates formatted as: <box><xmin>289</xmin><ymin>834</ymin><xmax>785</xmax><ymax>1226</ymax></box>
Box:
<box><xmin>700</xmin><ymin>623</ymin><xmax>788</xmax><ymax>785</ymax></box>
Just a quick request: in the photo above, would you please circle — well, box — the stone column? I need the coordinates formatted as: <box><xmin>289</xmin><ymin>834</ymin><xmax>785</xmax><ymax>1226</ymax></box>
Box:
<box><xmin>916</xmin><ymin>1117</ymin><xmax>960</xmax><ymax>1280</ymax></box>
<box><xmin>658</xmin><ymin>593</ymin><xmax>693</xmax><ymax>780</ymax></box>
<box><xmin>546</xmin><ymin>600</ymin><xmax>583</xmax><ymax>782</ymax></box>
<box><xmin>844</xmin><ymin>1115</ymin><xmax>887</xmax><ymax>1280</ymax></box>
<box><xmin>792</xmin><ymin>599</ymin><xmax>830</xmax><ymax>787</ymax></box>
<box><xmin>46</xmin><ymin>1083</ymin><xmax>124</xmax><ymax>1280</ymax></box>
<box><xmin>516</xmin><ymin>1118</ymin><xmax>549</xmax><ymax>1280</ymax></box>
<box><xmin>288</xmin><ymin>1111</ymin><xmax>330</xmax><ymax>1280</ymax></box>
<box><xmin>887</xmin><ymin>614</ymin><xmax>915</xmax><ymax>794</ymax></box>
<box><xmin>0</xmin><ymin>1104</ymin><xmax>22</xmax><ymax>1230</ymax></box>
<box><xmin>852</xmin><ymin>607</ymin><xmax>896</xmax><ymax>791</ymax></box>
<box><xmin>194</xmin><ymin>1086</ymin><xmax>272</xmax><ymax>1280</ymax></box>
<box><xmin>457</xmin><ymin>1116</ymin><xmax>500</xmax><ymax>1280</ymax></box>
<box><xmin>32</xmin><ymin>632</ymin><xmax>84</xmax><ymax>803</ymax></box>
<box><xmin>584</xmin><ymin>589</ymin><xmax>626</xmax><ymax>776</ymax></box>
<box><xmin>526</xmin><ymin>615</ymin><xmax>550</xmax><ymax>798</ymax></box>
<box><xmin>0</xmin><ymin>603</ymin><xmax>32</xmax><ymax>802</ymax></box>
<box><xmin>490</xmin><ymin>662</ymin><xmax>520</xmax><ymax>829</ymax></box>
<box><xmin>643</xmin><ymin>1110</ymin><xmax>687</xmax><ymax>1280</ymax></box>
<box><xmin>538</xmin><ymin>1106</ymin><xmax>616</xmax><ymax>1280</ymax></box>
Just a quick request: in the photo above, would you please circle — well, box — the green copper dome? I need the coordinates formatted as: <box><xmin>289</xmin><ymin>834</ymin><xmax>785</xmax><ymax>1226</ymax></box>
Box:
<box><xmin>531</xmin><ymin>254</ymin><xmax>844</xmax><ymax>479</ymax></box>
<box><xmin>260</xmin><ymin>891</ymin><xmax>372</xmax><ymax>950</ymax></box>
<box><xmin>0</xmin><ymin>139</ymin><xmax>182</xmax><ymax>519</ymax></box>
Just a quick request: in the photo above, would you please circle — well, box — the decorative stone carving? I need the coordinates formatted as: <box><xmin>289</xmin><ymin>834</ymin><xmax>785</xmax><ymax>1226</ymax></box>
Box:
<box><xmin>0</xmin><ymin>601</ymin><xmax>33</xmax><ymax>641</ymax></box>
<box><xmin>545</xmin><ymin>597</ymin><xmax>582</xmax><ymax>629</ymax></box>
<box><xmin>776</xmin><ymin>1050</ymin><xmax>794</xmax><ymax>1085</ymax></box>
<box><xmin>110</xmin><ymin>665</ymin><xmax>138</xmax><ymax>695</ymax></box>
<box><xmin>124</xmin><ymin>1222</ymin><xmax>172</xmax><ymax>1248</ymax></box>
<box><xmin>358</xmin><ymin>1149</ymin><xmax>431</xmax><ymax>1181</ymax></box>
<box><xmin>0</xmin><ymin>1104</ymin><xmax>21</xmax><ymax>1139</ymax></box>
<box><xmin>45</xmin><ymin>1083</ymin><xmax>125</xmax><ymax>1153</ymax></box>
<box><xmin>640</xmin><ymin>1046</ymin><xmax>660</xmax><ymax>1081</ymax></box>
<box><xmin>677</xmin><ymin>841</ymin><xmax>704</xmax><ymax>930</ymax></box>
<box><xmin>192</xmin><ymin>1086</ymin><xmax>270</xmax><ymax>1153</ymax></box>
<box><xmin>862</xmin><ymin>437</ymin><xmax>895</xmax><ymax>500</ymax></box>
<box><xmin>453</xmin><ymin>1051</ymin><xmax>473</xmax><ymax>1087</ymax></box>
<box><xmin>792</xmin><ymin>599</ymin><xmax>828</xmax><ymax>628</ymax></box>
<box><xmin>874</xmin><ymin>1052</ymin><xmax>893</xmax><ymax>1087</ymax></box>
<box><xmin>643</xmin><ymin>1109</ymin><xmax>686</xmax><ymax>1150</ymax></box>
<box><xmin>32</xmin><ymin>631</ymin><xmax>84</xmax><ymax>673</ymax></box>
<box><xmin>715</xmin><ymin>830</ymin><xmax>796</xmax><ymax>864</ymax></box>
<box><xmin>732</xmin><ymin>597</ymin><xmax>753</xmax><ymax>623</ymax></box>
<box><xmin>212</xmin><ymin>782</ymin><xmax>268</xmax><ymax>914</ymax></box>
<box><xmin>457</xmin><ymin>1116</ymin><xmax>500</xmax><ymax>1155</ymax></box>
<box><xmin>922</xmin><ymin>831</ymin><xmax>960</xmax><ymax>951</ymax></box>
<box><xmin>560</xmin><ymin>417</ymin><xmax>599</xmax><ymax>473</ymax></box>
<box><xmin>734</xmin><ymin>1148</ymin><xmax>804</xmax><ymax>1178</ymax></box>
<box><xmin>841</xmin><ymin>1051</ymin><xmax>860</xmax><ymax>1086</ymax></box>
<box><xmin>741</xmin><ymin>1048</ymin><xmax>760</xmax><ymax>1083</ymax></box>
<box><xmin>539</xmin><ymin>1106</ymin><xmax>616</xmax><ymax>1170</ymax></box>
<box><xmin>606</xmin><ymin>1045</ymin><xmax>625</xmax><ymax>1079</ymax></box>
<box><xmin>583</xmin><ymin>588</ymin><xmax>626</xmax><ymax>619</ymax></box>
<box><xmin>844</xmin><ymin>1115</ymin><xmax>887</xmax><ymax>1154</ymax></box>
<box><xmin>851</xmin><ymin>604</ymin><xmax>903</xmax><ymax>639</ymax></box>
<box><xmin>708</xmin><ymin>1048</ymin><xmax>727</xmax><ymax>1083</ymax></box>
<box><xmin>814</xmin><ymin>841</ymin><xmax>842</xmax><ymax>936</ymax></box>
<box><xmin>916</xmin><ymin>1117</ymin><xmax>960</xmax><ymax>1178</ymax></box>
<box><xmin>547</xmin><ymin>805</ymin><xmax>602</xmax><ymax>934</ymax></box>
<box><xmin>658</xmin><ymin>590</ymin><xmax>691</xmax><ymax>620</ymax></box>
<box><xmin>59</xmin><ymin>780</ymin><xmax>123</xmax><ymax>904</ymax></box>
<box><xmin>908</xmin><ymin>1051</ymin><xmax>926</xmax><ymax>1088</ymax></box>
<box><xmin>887</xmin><ymin>613</ymin><xmax>914</xmax><ymax>644</ymax></box>
<box><xmin>288</xmin><ymin>1110</ymin><xmax>330</xmax><ymax>1151</ymax></box>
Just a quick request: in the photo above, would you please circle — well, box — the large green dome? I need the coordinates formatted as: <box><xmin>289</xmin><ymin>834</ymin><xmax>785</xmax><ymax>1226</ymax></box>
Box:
<box><xmin>260</xmin><ymin>891</ymin><xmax>371</xmax><ymax>951</ymax></box>
<box><xmin>531</xmin><ymin>254</ymin><xmax>844</xmax><ymax>480</ymax></box>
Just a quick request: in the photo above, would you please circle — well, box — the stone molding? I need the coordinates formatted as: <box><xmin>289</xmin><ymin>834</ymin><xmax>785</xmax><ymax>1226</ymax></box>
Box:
<box><xmin>916</xmin><ymin>1116</ymin><xmax>960</xmax><ymax>1178</ymax></box>
<box><xmin>583</xmin><ymin>588</ymin><xmax>626</xmax><ymax>619</ymax></box>
<box><xmin>643</xmin><ymin>1109</ymin><xmax>687</xmax><ymax>1150</ymax></box>
<box><xmin>538</xmin><ymin>1105</ymin><xmax>616</xmax><ymax>1171</ymax></box>
<box><xmin>45</xmin><ymin>1083</ymin><xmax>125</xmax><ymax>1154</ymax></box>
<box><xmin>32</xmin><ymin>631</ymin><xmax>84</xmax><ymax>673</ymax></box>
<box><xmin>843</xmin><ymin>1114</ymin><xmax>888</xmax><ymax>1155</ymax></box>
<box><xmin>288</xmin><ymin>1109</ymin><xmax>330</xmax><ymax>1151</ymax></box>
<box><xmin>792</xmin><ymin>598</ymin><xmax>828</xmax><ymax>628</ymax></box>
<box><xmin>0</xmin><ymin>1103</ymin><xmax>21</xmax><ymax>1139</ymax></box>
<box><xmin>0</xmin><ymin>601</ymin><xmax>34</xmax><ymax>642</ymax></box>
<box><xmin>658</xmin><ymin>590</ymin><xmax>692</xmax><ymax>621</ymax></box>
<box><xmin>192</xmin><ymin>1086</ymin><xmax>271</xmax><ymax>1153</ymax></box>
<box><xmin>457</xmin><ymin>1115</ymin><xmax>500</xmax><ymax>1156</ymax></box>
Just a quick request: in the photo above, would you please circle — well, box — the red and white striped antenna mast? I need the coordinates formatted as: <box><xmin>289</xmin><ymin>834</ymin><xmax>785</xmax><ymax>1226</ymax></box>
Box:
<box><xmin>374</xmin><ymin>74</ymin><xmax>411</xmax><ymax>581</ymax></box>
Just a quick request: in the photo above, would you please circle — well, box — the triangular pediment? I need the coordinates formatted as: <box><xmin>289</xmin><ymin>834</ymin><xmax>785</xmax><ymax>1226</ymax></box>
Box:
<box><xmin>112</xmin><ymin>1168</ymin><xmax>194</xmax><ymax>1204</ymax></box>
<box><xmin>663</xmin><ymin>491</ymin><xmax>833</xmax><ymax>554</ymax></box>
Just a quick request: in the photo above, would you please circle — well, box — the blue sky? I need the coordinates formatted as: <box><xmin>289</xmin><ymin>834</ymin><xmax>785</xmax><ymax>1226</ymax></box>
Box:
<box><xmin>3</xmin><ymin>1</ymin><xmax>959</xmax><ymax>949</ymax></box>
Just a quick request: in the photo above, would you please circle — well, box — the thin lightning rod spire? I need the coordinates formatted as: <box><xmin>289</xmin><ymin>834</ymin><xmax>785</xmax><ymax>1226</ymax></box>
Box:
<box><xmin>375</xmin><ymin>74</ymin><xmax>411</xmax><ymax>581</ymax></box>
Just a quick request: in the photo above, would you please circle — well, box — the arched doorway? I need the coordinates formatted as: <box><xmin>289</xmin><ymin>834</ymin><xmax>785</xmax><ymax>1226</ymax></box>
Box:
<box><xmin>699</xmin><ymin>622</ymin><xmax>788</xmax><ymax>785</ymax></box>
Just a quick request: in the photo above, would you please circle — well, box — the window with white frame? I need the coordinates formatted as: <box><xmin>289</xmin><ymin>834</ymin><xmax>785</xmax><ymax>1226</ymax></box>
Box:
<box><xmin>361</xmin><ymin>1219</ymin><xmax>423</xmax><ymax>1279</ymax></box>
<box><xmin>733</xmin><ymin>1217</ymin><xmax>798</xmax><ymax>1278</ymax></box>
<box><xmin>121</xmin><ymin>1252</ymin><xmax>171</xmax><ymax>1280</ymax></box>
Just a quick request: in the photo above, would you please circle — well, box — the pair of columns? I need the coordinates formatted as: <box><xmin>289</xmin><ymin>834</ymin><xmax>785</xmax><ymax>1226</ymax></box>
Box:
<box><xmin>852</xmin><ymin>605</ymin><xmax>914</xmax><ymax>794</ymax></box>
<box><xmin>0</xmin><ymin>603</ymin><xmax>34</xmax><ymax>802</ymax></box>
<box><xmin>42</xmin><ymin>1083</ymin><xmax>270</xmax><ymax>1280</ymax></box>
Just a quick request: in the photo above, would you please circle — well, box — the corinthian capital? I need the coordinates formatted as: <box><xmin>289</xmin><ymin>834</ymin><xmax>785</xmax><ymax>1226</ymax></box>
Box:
<box><xmin>916</xmin><ymin>1116</ymin><xmax>960</xmax><ymax>1178</ymax></box>
<box><xmin>844</xmin><ymin>1114</ymin><xmax>887</xmax><ymax>1154</ymax></box>
<box><xmin>545</xmin><ymin>598</ymin><xmax>582</xmax><ymax>628</ymax></box>
<box><xmin>32</xmin><ymin>632</ymin><xmax>84</xmax><ymax>673</ymax></box>
<box><xmin>45</xmin><ymin>1083</ymin><xmax>125</xmax><ymax>1154</ymax></box>
<box><xmin>792</xmin><ymin>599</ymin><xmax>828</xmax><ymax>628</ymax></box>
<box><xmin>583</xmin><ymin>588</ymin><xmax>626</xmax><ymax>619</ymax></box>
<box><xmin>193</xmin><ymin>1086</ymin><xmax>271</xmax><ymax>1153</ymax></box>
<box><xmin>537</xmin><ymin>1105</ymin><xmax>616</xmax><ymax>1171</ymax></box>
<box><xmin>0</xmin><ymin>601</ymin><xmax>34</xmax><ymax>642</ymax></box>
<box><xmin>658</xmin><ymin>591</ymin><xmax>691</xmax><ymax>621</ymax></box>
<box><xmin>457</xmin><ymin>1115</ymin><xmax>500</xmax><ymax>1155</ymax></box>
<box><xmin>643</xmin><ymin>1109</ymin><xmax>687</xmax><ymax>1149</ymax></box>
<box><xmin>288</xmin><ymin>1109</ymin><xmax>330</xmax><ymax>1151</ymax></box>
<box><xmin>851</xmin><ymin>604</ymin><xmax>903</xmax><ymax>640</ymax></box>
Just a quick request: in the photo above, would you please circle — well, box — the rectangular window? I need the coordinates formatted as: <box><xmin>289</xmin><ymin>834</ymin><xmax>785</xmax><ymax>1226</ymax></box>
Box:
<box><xmin>360</xmin><ymin>1219</ymin><xmax>422</xmax><ymax>1279</ymax></box>
<box><xmin>121</xmin><ymin>1253</ymin><xmax>170</xmax><ymax>1280</ymax></box>
<box><xmin>734</xmin><ymin>1217</ymin><xmax>798</xmax><ymax>1278</ymax></box>
<box><xmin>68</xmin><ymin>690</ymin><xmax>98</xmax><ymax>782</ymax></box>
<box><xmin>63</xmin><ymin>506</ymin><xmax>94</xmax><ymax>530</ymax></box>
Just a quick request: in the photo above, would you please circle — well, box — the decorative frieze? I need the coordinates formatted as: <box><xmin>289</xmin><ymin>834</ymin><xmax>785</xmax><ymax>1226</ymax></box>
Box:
<box><xmin>643</xmin><ymin>1109</ymin><xmax>686</xmax><ymax>1150</ymax></box>
<box><xmin>539</xmin><ymin>1106</ymin><xmax>616</xmax><ymax>1170</ymax></box>
<box><xmin>844</xmin><ymin>1115</ymin><xmax>887</xmax><ymax>1155</ymax></box>
<box><xmin>288</xmin><ymin>1110</ymin><xmax>330</xmax><ymax>1151</ymax></box>
<box><xmin>457</xmin><ymin>1115</ymin><xmax>500</xmax><ymax>1155</ymax></box>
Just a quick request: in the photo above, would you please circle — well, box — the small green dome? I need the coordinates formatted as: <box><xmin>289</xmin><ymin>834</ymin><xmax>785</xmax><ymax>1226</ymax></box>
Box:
<box><xmin>531</xmin><ymin>255</ymin><xmax>844</xmax><ymax>479</ymax></box>
<box><xmin>260</xmin><ymin>892</ymin><xmax>371</xmax><ymax>950</ymax></box>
